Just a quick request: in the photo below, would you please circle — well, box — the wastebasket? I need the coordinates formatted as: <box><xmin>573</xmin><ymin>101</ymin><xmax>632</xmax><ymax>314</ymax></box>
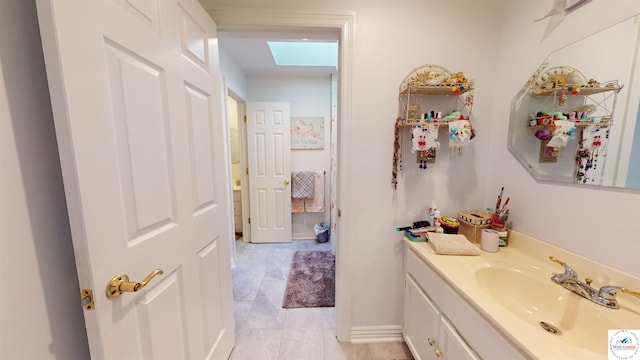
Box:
<box><xmin>314</xmin><ymin>223</ymin><xmax>330</xmax><ymax>243</ymax></box>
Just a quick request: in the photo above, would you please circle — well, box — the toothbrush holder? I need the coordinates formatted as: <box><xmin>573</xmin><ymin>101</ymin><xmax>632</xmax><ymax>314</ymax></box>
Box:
<box><xmin>490</xmin><ymin>211</ymin><xmax>508</xmax><ymax>231</ymax></box>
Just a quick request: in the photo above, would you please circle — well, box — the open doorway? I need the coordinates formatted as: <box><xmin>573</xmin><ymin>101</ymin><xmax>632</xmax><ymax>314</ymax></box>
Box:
<box><xmin>226</xmin><ymin>95</ymin><xmax>244</xmax><ymax>241</ymax></box>
<box><xmin>220</xmin><ymin>30</ymin><xmax>339</xmax><ymax>246</ymax></box>
<box><xmin>209</xmin><ymin>7</ymin><xmax>355</xmax><ymax>343</ymax></box>
<box><xmin>220</xmin><ymin>29</ymin><xmax>342</xmax><ymax>346</ymax></box>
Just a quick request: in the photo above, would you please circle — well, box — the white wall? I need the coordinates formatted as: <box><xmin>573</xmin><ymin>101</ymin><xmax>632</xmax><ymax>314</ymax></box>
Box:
<box><xmin>220</xmin><ymin>47</ymin><xmax>249</xmax><ymax>101</ymax></box>
<box><xmin>0</xmin><ymin>0</ymin><xmax>90</xmax><ymax>358</ymax></box>
<box><xmin>488</xmin><ymin>0</ymin><xmax>640</xmax><ymax>277</ymax></box>
<box><xmin>345</xmin><ymin>0</ymin><xmax>503</xmax><ymax>330</ymax></box>
<box><xmin>248</xmin><ymin>76</ymin><xmax>332</xmax><ymax>238</ymax></box>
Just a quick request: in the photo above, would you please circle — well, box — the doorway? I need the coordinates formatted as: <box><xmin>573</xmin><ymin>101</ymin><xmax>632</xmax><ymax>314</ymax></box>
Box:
<box><xmin>227</xmin><ymin>95</ymin><xmax>244</xmax><ymax>241</ymax></box>
<box><xmin>211</xmin><ymin>8</ymin><xmax>354</xmax><ymax>342</ymax></box>
<box><xmin>220</xmin><ymin>30</ymin><xmax>339</xmax><ymax>246</ymax></box>
<box><xmin>220</xmin><ymin>29</ymin><xmax>341</xmax><ymax>334</ymax></box>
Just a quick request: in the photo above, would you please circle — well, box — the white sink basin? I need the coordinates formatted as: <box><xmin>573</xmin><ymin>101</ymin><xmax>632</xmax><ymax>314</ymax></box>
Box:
<box><xmin>475</xmin><ymin>265</ymin><xmax>640</xmax><ymax>354</ymax></box>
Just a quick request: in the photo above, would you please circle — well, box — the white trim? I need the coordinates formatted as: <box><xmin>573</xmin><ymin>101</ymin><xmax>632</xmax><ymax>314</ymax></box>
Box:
<box><xmin>350</xmin><ymin>325</ymin><xmax>404</xmax><ymax>344</ymax></box>
<box><xmin>207</xmin><ymin>7</ymin><xmax>355</xmax><ymax>342</ymax></box>
<box><xmin>292</xmin><ymin>232</ymin><xmax>316</xmax><ymax>240</ymax></box>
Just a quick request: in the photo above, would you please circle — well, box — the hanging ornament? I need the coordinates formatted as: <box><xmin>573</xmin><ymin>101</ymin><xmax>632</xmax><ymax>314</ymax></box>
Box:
<box><xmin>417</xmin><ymin>150</ymin><xmax>429</xmax><ymax>169</ymax></box>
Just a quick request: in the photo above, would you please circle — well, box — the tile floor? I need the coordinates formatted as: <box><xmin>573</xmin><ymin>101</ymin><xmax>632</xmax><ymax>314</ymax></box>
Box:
<box><xmin>230</xmin><ymin>239</ymin><xmax>414</xmax><ymax>360</ymax></box>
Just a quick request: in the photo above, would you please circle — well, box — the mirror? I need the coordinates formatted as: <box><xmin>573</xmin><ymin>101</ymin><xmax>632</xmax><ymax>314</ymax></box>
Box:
<box><xmin>509</xmin><ymin>15</ymin><xmax>640</xmax><ymax>189</ymax></box>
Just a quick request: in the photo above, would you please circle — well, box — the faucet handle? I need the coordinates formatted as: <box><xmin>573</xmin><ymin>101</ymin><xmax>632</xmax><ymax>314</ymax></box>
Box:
<box><xmin>598</xmin><ymin>286</ymin><xmax>640</xmax><ymax>301</ymax></box>
<box><xmin>549</xmin><ymin>256</ymin><xmax>578</xmax><ymax>279</ymax></box>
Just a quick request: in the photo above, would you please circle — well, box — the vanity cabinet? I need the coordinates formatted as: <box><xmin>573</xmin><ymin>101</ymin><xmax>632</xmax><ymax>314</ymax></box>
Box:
<box><xmin>403</xmin><ymin>244</ymin><xmax>527</xmax><ymax>360</ymax></box>
<box><xmin>404</xmin><ymin>275</ymin><xmax>479</xmax><ymax>360</ymax></box>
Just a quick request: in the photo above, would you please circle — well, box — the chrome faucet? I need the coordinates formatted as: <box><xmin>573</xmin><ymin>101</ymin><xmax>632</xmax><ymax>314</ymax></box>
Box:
<box><xmin>549</xmin><ymin>256</ymin><xmax>640</xmax><ymax>309</ymax></box>
<box><xmin>598</xmin><ymin>286</ymin><xmax>640</xmax><ymax>309</ymax></box>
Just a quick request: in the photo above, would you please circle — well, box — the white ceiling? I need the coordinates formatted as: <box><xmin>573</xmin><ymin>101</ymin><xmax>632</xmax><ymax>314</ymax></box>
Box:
<box><xmin>218</xmin><ymin>29</ymin><xmax>339</xmax><ymax>77</ymax></box>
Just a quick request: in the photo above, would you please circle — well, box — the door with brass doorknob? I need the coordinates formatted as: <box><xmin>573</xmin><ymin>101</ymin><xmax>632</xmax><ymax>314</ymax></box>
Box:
<box><xmin>246</xmin><ymin>102</ymin><xmax>292</xmax><ymax>243</ymax></box>
<box><xmin>37</xmin><ymin>0</ymin><xmax>235</xmax><ymax>358</ymax></box>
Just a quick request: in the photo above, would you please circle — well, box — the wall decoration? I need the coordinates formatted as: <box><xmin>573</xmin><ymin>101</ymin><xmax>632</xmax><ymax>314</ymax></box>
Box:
<box><xmin>291</xmin><ymin>117</ymin><xmax>324</xmax><ymax>149</ymax></box>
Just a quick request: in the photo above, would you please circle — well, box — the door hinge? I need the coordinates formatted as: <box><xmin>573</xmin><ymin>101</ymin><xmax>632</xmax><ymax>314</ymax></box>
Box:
<box><xmin>246</xmin><ymin>168</ymin><xmax>249</xmax><ymax>175</ymax></box>
<box><xmin>244</xmin><ymin>115</ymin><xmax>247</xmax><ymax>123</ymax></box>
<box><xmin>338</xmin><ymin>208</ymin><xmax>342</xmax><ymax>218</ymax></box>
<box><xmin>81</xmin><ymin>289</ymin><xmax>95</xmax><ymax>310</ymax></box>
<box><xmin>248</xmin><ymin>217</ymin><xmax>251</xmax><ymax>224</ymax></box>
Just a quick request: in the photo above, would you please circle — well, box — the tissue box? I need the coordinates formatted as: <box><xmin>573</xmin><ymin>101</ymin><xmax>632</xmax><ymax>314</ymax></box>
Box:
<box><xmin>458</xmin><ymin>211</ymin><xmax>491</xmax><ymax>225</ymax></box>
<box><xmin>457</xmin><ymin>217</ymin><xmax>490</xmax><ymax>243</ymax></box>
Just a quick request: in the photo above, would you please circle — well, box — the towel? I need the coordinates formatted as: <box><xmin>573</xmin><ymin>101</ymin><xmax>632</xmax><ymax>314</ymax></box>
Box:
<box><xmin>426</xmin><ymin>233</ymin><xmax>480</xmax><ymax>256</ymax></box>
<box><xmin>304</xmin><ymin>171</ymin><xmax>325</xmax><ymax>213</ymax></box>
<box><xmin>292</xmin><ymin>171</ymin><xmax>315</xmax><ymax>199</ymax></box>
<box><xmin>291</xmin><ymin>198</ymin><xmax>305</xmax><ymax>213</ymax></box>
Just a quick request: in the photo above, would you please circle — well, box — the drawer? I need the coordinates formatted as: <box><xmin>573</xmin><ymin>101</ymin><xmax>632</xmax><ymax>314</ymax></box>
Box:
<box><xmin>405</xmin><ymin>247</ymin><xmax>446</xmax><ymax>306</ymax></box>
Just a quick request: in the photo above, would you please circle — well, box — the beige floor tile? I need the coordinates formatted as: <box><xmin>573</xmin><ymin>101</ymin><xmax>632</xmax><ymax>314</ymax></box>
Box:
<box><xmin>321</xmin><ymin>307</ymin><xmax>336</xmax><ymax>329</ymax></box>
<box><xmin>323</xmin><ymin>328</ymin><xmax>372</xmax><ymax>360</ymax></box>
<box><xmin>232</xmin><ymin>265</ymin><xmax>266</xmax><ymax>301</ymax></box>
<box><xmin>284</xmin><ymin>307</ymin><xmax>325</xmax><ymax>331</ymax></box>
<box><xmin>244</xmin><ymin>280</ymin><xmax>287</xmax><ymax>329</ymax></box>
<box><xmin>367</xmin><ymin>342</ymin><xmax>413</xmax><ymax>360</ymax></box>
<box><xmin>229</xmin><ymin>328</ymin><xmax>283</xmax><ymax>360</ymax></box>
<box><xmin>233</xmin><ymin>300</ymin><xmax>252</xmax><ymax>336</ymax></box>
<box><xmin>279</xmin><ymin>326</ymin><xmax>325</xmax><ymax>360</ymax></box>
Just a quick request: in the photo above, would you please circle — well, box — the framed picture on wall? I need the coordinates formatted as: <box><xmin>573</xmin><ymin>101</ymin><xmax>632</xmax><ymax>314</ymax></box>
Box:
<box><xmin>291</xmin><ymin>117</ymin><xmax>324</xmax><ymax>149</ymax></box>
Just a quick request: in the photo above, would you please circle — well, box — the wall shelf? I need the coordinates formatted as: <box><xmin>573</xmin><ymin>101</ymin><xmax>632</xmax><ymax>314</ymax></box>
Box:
<box><xmin>400</xmin><ymin>84</ymin><xmax>474</xmax><ymax>96</ymax></box>
<box><xmin>392</xmin><ymin>64</ymin><xmax>476</xmax><ymax>188</ymax></box>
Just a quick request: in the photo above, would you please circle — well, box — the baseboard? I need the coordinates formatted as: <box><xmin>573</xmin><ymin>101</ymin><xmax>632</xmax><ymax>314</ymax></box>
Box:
<box><xmin>292</xmin><ymin>232</ymin><xmax>316</xmax><ymax>240</ymax></box>
<box><xmin>349</xmin><ymin>325</ymin><xmax>403</xmax><ymax>344</ymax></box>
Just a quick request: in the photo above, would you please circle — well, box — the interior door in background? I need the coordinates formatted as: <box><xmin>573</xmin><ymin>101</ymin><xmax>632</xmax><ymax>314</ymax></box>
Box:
<box><xmin>246</xmin><ymin>102</ymin><xmax>292</xmax><ymax>243</ymax></box>
<box><xmin>36</xmin><ymin>0</ymin><xmax>234</xmax><ymax>358</ymax></box>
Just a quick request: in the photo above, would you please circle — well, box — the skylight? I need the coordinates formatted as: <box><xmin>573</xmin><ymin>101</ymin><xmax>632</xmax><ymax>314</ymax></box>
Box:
<box><xmin>267</xmin><ymin>41</ymin><xmax>338</xmax><ymax>67</ymax></box>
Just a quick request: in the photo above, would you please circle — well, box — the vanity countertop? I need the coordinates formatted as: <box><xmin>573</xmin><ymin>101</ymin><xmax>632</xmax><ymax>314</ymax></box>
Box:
<box><xmin>405</xmin><ymin>230</ymin><xmax>640</xmax><ymax>359</ymax></box>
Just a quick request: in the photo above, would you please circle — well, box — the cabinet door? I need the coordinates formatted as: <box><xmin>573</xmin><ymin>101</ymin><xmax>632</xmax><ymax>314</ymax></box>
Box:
<box><xmin>404</xmin><ymin>275</ymin><xmax>441</xmax><ymax>360</ymax></box>
<box><xmin>438</xmin><ymin>316</ymin><xmax>480</xmax><ymax>360</ymax></box>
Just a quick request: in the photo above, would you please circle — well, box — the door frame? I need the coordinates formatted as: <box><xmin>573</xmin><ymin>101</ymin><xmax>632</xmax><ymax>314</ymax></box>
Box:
<box><xmin>208</xmin><ymin>8</ymin><xmax>355</xmax><ymax>342</ymax></box>
<box><xmin>223</xmin><ymin>85</ymin><xmax>251</xmax><ymax>245</ymax></box>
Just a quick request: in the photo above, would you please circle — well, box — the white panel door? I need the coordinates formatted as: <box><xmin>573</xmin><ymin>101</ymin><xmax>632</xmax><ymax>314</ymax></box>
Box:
<box><xmin>246</xmin><ymin>102</ymin><xmax>292</xmax><ymax>243</ymax></box>
<box><xmin>36</xmin><ymin>0</ymin><xmax>234</xmax><ymax>358</ymax></box>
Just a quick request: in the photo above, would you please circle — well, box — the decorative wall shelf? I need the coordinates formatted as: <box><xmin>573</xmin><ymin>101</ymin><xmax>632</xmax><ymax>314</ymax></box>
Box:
<box><xmin>400</xmin><ymin>84</ymin><xmax>474</xmax><ymax>96</ymax></box>
<box><xmin>392</xmin><ymin>64</ymin><xmax>476</xmax><ymax>189</ymax></box>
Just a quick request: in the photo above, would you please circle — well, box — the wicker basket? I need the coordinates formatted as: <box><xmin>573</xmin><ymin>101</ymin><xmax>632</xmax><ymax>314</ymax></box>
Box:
<box><xmin>458</xmin><ymin>218</ymin><xmax>490</xmax><ymax>243</ymax></box>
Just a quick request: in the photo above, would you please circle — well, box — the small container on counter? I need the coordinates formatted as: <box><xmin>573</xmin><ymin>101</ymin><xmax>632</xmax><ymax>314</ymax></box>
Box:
<box><xmin>439</xmin><ymin>216</ymin><xmax>460</xmax><ymax>234</ymax></box>
<box><xmin>498</xmin><ymin>230</ymin><xmax>508</xmax><ymax>247</ymax></box>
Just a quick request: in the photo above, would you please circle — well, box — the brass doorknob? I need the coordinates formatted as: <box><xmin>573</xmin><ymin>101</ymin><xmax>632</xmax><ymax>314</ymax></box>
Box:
<box><xmin>106</xmin><ymin>269</ymin><xmax>163</xmax><ymax>298</ymax></box>
<box><xmin>283</xmin><ymin>180</ymin><xmax>290</xmax><ymax>185</ymax></box>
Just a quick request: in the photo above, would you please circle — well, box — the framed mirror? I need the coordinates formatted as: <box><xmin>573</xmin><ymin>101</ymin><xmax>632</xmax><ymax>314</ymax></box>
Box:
<box><xmin>508</xmin><ymin>15</ymin><xmax>640</xmax><ymax>189</ymax></box>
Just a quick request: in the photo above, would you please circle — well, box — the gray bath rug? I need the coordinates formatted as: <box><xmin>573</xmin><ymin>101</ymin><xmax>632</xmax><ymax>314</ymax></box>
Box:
<box><xmin>282</xmin><ymin>250</ymin><xmax>335</xmax><ymax>308</ymax></box>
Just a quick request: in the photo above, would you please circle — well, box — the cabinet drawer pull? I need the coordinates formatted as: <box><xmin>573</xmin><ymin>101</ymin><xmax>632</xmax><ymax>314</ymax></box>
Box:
<box><xmin>428</xmin><ymin>337</ymin><xmax>436</xmax><ymax>346</ymax></box>
<box><xmin>434</xmin><ymin>348</ymin><xmax>443</xmax><ymax>357</ymax></box>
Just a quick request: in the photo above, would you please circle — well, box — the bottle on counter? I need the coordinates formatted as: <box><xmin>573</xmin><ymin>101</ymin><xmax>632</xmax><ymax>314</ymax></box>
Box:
<box><xmin>434</xmin><ymin>210</ymin><xmax>443</xmax><ymax>233</ymax></box>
